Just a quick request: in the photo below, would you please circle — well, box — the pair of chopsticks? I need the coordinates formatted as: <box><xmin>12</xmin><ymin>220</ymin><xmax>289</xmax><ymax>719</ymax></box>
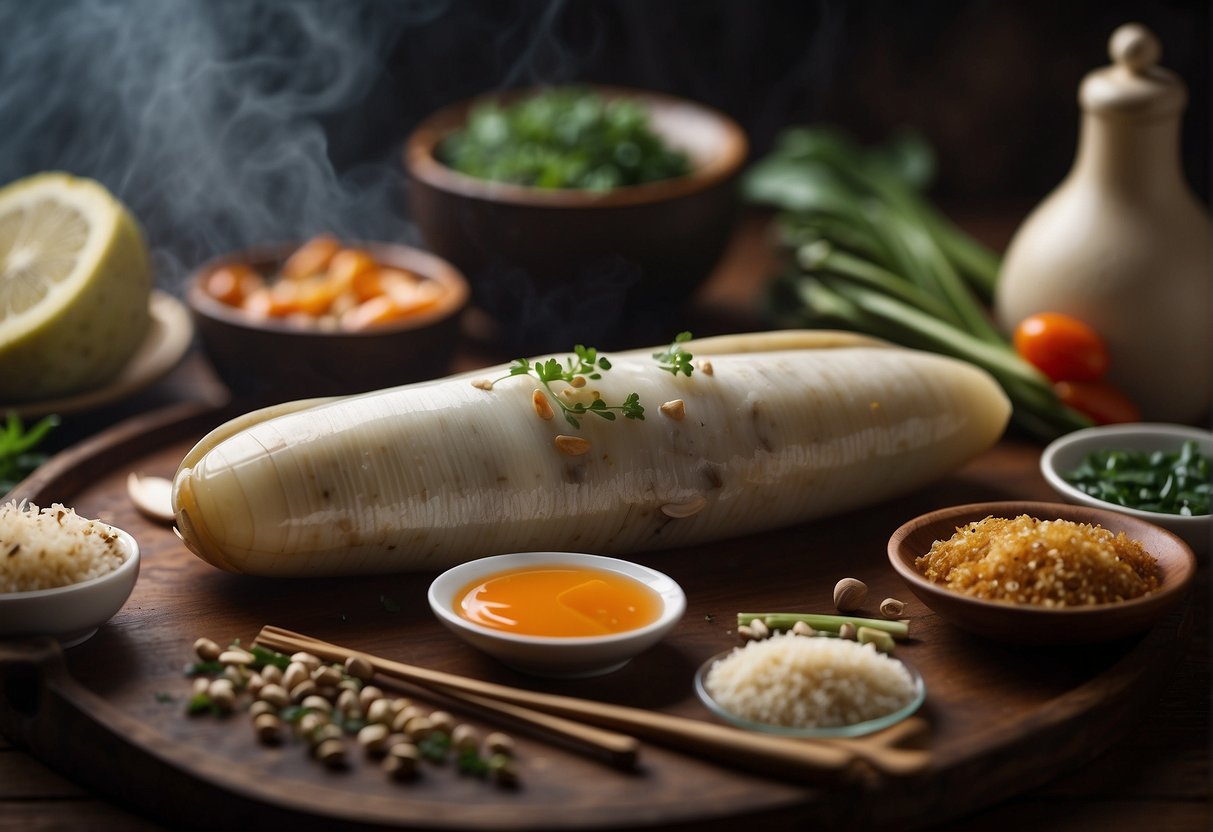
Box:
<box><xmin>255</xmin><ymin>625</ymin><xmax>930</xmax><ymax>785</ymax></box>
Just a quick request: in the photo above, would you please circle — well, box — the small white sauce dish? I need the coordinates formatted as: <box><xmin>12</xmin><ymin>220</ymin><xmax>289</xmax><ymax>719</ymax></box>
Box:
<box><xmin>428</xmin><ymin>551</ymin><xmax>686</xmax><ymax>678</ymax></box>
<box><xmin>0</xmin><ymin>527</ymin><xmax>140</xmax><ymax>648</ymax></box>
<box><xmin>1041</xmin><ymin>423</ymin><xmax>1212</xmax><ymax>556</ymax></box>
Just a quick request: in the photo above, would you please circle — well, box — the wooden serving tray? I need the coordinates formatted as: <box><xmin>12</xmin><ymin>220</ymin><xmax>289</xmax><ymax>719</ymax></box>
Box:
<box><xmin>0</xmin><ymin>403</ymin><xmax>1193</xmax><ymax>831</ymax></box>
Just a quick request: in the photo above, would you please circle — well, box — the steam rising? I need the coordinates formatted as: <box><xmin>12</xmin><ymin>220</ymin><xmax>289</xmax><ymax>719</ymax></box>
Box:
<box><xmin>0</xmin><ymin>0</ymin><xmax>430</xmax><ymax>290</ymax></box>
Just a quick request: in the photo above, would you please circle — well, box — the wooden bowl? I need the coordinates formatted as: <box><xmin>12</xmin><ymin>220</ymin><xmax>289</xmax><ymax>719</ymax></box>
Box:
<box><xmin>887</xmin><ymin>501</ymin><xmax>1196</xmax><ymax>645</ymax></box>
<box><xmin>404</xmin><ymin>85</ymin><xmax>748</xmax><ymax>351</ymax></box>
<box><xmin>186</xmin><ymin>242</ymin><xmax>469</xmax><ymax>403</ymax></box>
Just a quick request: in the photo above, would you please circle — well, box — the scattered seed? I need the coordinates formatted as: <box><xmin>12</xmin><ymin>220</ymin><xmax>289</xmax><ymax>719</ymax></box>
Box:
<box><xmin>660</xmin><ymin>494</ymin><xmax>706</xmax><ymax>518</ymax></box>
<box><xmin>248</xmin><ymin>700</ymin><xmax>276</xmax><ymax>720</ymax></box>
<box><xmin>428</xmin><ymin>710</ymin><xmax>456</xmax><ymax>734</ymax></box>
<box><xmin>281</xmin><ymin>662</ymin><xmax>309</xmax><ymax>692</ymax></box>
<box><xmin>555</xmin><ymin>435</ymin><xmax>591</xmax><ymax>456</ymax></box>
<box><xmin>833</xmin><ymin>578</ymin><xmax>868</xmax><ymax>612</ymax></box>
<box><xmin>289</xmin><ymin>679</ymin><xmax>318</xmax><ymax>704</ymax></box>
<box><xmin>290</xmin><ymin>652</ymin><xmax>322</xmax><ymax>672</ymax></box>
<box><xmin>358</xmin><ymin>723</ymin><xmax>391</xmax><ymax>756</ymax></box>
<box><xmin>344</xmin><ymin>656</ymin><xmax>374</xmax><ymax>682</ymax></box>
<box><xmin>300</xmin><ymin>695</ymin><xmax>333</xmax><ymax>715</ymax></box>
<box><xmin>384</xmin><ymin>743</ymin><xmax>420</xmax><ymax>781</ymax></box>
<box><xmin>485</xmin><ymin>732</ymin><xmax>514</xmax><ymax>756</ymax></box>
<box><xmin>193</xmin><ymin>638</ymin><xmax>222</xmax><ymax>662</ymax></box>
<box><xmin>254</xmin><ymin>713</ymin><xmax>283</xmax><ymax>745</ymax></box>
<box><xmin>311</xmin><ymin>665</ymin><xmax>342</xmax><ymax>687</ymax></box>
<box><xmin>218</xmin><ymin>648</ymin><xmax>255</xmax><ymax>666</ymax></box>
<box><xmin>452</xmin><ymin>724</ymin><xmax>480</xmax><ymax>752</ymax></box>
<box><xmin>258</xmin><ymin>684</ymin><xmax>289</xmax><ymax>709</ymax></box>
<box><xmin>366</xmin><ymin>698</ymin><xmax>394</xmax><ymax>725</ymax></box>
<box><xmin>879</xmin><ymin>597</ymin><xmax>906</xmax><ymax>617</ymax></box>
<box><xmin>532</xmin><ymin>389</ymin><xmax>555</xmax><ymax>420</ymax></box>
<box><xmin>659</xmin><ymin>399</ymin><xmax>686</xmax><ymax>420</ymax></box>
<box><xmin>315</xmin><ymin>738</ymin><xmax>347</xmax><ymax>769</ymax></box>
<box><xmin>358</xmin><ymin>685</ymin><xmax>384</xmax><ymax>711</ymax></box>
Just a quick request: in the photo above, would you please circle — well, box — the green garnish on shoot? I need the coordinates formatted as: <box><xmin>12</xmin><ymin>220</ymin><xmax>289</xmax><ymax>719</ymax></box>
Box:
<box><xmin>491</xmin><ymin>344</ymin><xmax>645</xmax><ymax>430</ymax></box>
<box><xmin>485</xmin><ymin>334</ymin><xmax>698</xmax><ymax>430</ymax></box>
<box><xmin>653</xmin><ymin>331</ymin><xmax>695</xmax><ymax>377</ymax></box>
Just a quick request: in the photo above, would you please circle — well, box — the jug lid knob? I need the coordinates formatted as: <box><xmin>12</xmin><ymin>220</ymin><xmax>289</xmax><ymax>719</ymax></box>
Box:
<box><xmin>1081</xmin><ymin>22</ymin><xmax>1185</xmax><ymax>118</ymax></box>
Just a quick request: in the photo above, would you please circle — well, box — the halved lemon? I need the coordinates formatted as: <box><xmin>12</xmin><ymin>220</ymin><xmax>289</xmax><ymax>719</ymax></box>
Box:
<box><xmin>0</xmin><ymin>173</ymin><xmax>151</xmax><ymax>401</ymax></box>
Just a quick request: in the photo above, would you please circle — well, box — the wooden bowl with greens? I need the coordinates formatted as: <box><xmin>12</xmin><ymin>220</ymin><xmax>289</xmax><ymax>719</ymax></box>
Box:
<box><xmin>404</xmin><ymin>85</ymin><xmax>748</xmax><ymax>351</ymax></box>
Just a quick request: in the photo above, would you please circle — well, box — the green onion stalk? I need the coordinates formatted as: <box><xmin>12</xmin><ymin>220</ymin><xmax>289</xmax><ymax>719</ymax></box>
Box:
<box><xmin>743</xmin><ymin>127</ymin><xmax>1092</xmax><ymax>440</ymax></box>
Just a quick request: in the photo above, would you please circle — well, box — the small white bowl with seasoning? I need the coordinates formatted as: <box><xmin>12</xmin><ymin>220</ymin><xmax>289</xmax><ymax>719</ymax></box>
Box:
<box><xmin>1041</xmin><ymin>423</ymin><xmax>1212</xmax><ymax>556</ymax></box>
<box><xmin>428</xmin><ymin>551</ymin><xmax>686</xmax><ymax>678</ymax></box>
<box><xmin>0</xmin><ymin>501</ymin><xmax>140</xmax><ymax>648</ymax></box>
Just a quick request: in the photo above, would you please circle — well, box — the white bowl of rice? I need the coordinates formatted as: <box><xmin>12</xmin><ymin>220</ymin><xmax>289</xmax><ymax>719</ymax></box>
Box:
<box><xmin>0</xmin><ymin>501</ymin><xmax>140</xmax><ymax>648</ymax></box>
<box><xmin>695</xmin><ymin>633</ymin><xmax>925</xmax><ymax>738</ymax></box>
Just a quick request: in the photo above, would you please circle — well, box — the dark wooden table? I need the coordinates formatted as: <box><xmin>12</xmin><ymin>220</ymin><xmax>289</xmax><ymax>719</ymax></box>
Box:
<box><xmin>1</xmin><ymin>213</ymin><xmax>1208</xmax><ymax>831</ymax></box>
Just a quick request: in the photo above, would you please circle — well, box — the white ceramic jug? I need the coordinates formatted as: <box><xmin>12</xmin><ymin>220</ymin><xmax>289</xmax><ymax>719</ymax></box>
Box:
<box><xmin>996</xmin><ymin>23</ymin><xmax>1211</xmax><ymax>424</ymax></box>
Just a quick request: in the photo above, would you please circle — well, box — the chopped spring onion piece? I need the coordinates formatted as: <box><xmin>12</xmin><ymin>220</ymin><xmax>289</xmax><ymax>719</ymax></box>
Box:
<box><xmin>1064</xmin><ymin>441</ymin><xmax>1211</xmax><ymax>516</ymax></box>
<box><xmin>737</xmin><ymin>612</ymin><xmax>910</xmax><ymax>639</ymax></box>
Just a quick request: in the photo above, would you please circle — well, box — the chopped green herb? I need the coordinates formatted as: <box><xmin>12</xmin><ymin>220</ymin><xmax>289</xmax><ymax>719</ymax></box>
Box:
<box><xmin>457</xmin><ymin>748</ymin><xmax>490</xmax><ymax>776</ymax></box>
<box><xmin>438</xmin><ymin>87</ymin><xmax>691</xmax><ymax>191</ymax></box>
<box><xmin>1064</xmin><ymin>441</ymin><xmax>1211</xmax><ymax>516</ymax></box>
<box><xmin>249</xmin><ymin>645</ymin><xmax>290</xmax><ymax>670</ymax></box>
<box><xmin>490</xmin><ymin>344</ymin><xmax>645</xmax><ymax>429</ymax></box>
<box><xmin>186</xmin><ymin>692</ymin><xmax>214</xmax><ymax>716</ymax></box>
<box><xmin>418</xmin><ymin>733</ymin><xmax>452</xmax><ymax>763</ymax></box>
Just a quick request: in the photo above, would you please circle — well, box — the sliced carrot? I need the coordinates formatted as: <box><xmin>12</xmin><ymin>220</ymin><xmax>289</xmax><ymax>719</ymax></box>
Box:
<box><xmin>328</xmin><ymin>248</ymin><xmax>377</xmax><ymax>293</ymax></box>
<box><xmin>205</xmin><ymin>264</ymin><xmax>263</xmax><ymax>306</ymax></box>
<box><xmin>281</xmin><ymin>234</ymin><xmax>340</xmax><ymax>281</ymax></box>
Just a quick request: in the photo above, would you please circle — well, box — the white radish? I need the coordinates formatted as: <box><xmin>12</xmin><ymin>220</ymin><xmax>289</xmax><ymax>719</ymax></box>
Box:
<box><xmin>172</xmin><ymin>331</ymin><xmax>1010</xmax><ymax>576</ymax></box>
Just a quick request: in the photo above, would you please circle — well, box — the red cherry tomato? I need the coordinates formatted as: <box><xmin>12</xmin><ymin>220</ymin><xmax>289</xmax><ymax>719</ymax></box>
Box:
<box><xmin>1013</xmin><ymin>312</ymin><xmax>1110</xmax><ymax>382</ymax></box>
<box><xmin>1054</xmin><ymin>380</ymin><xmax>1142</xmax><ymax>425</ymax></box>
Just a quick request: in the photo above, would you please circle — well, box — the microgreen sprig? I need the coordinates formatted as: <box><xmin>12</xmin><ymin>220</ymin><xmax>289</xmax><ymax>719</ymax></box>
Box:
<box><xmin>493</xmin><ymin>344</ymin><xmax>645</xmax><ymax>430</ymax></box>
<box><xmin>653</xmin><ymin>331</ymin><xmax>695</xmax><ymax>377</ymax></box>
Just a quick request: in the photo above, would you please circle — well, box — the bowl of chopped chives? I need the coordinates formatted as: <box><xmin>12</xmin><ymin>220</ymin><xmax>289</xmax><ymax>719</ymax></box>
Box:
<box><xmin>1041</xmin><ymin>423</ymin><xmax>1211</xmax><ymax>556</ymax></box>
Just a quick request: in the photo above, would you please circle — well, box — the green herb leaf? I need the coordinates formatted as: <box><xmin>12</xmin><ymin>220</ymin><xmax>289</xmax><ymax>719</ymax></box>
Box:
<box><xmin>486</xmin><ymin>343</ymin><xmax>647</xmax><ymax>430</ymax></box>
<box><xmin>653</xmin><ymin>331</ymin><xmax>695</xmax><ymax>377</ymax></box>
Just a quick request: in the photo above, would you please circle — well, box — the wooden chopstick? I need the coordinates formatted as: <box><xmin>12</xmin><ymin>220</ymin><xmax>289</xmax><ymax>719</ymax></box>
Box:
<box><xmin>254</xmin><ymin>626</ymin><xmax>639</xmax><ymax>769</ymax></box>
<box><xmin>395</xmin><ymin>680</ymin><xmax>641</xmax><ymax>769</ymax></box>
<box><xmin>256</xmin><ymin>625</ymin><xmax>925</xmax><ymax>784</ymax></box>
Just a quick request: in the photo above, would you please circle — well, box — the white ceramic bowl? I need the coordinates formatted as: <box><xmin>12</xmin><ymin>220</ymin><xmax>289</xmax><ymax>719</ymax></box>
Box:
<box><xmin>1041</xmin><ymin>423</ymin><xmax>1212</xmax><ymax>556</ymax></box>
<box><xmin>428</xmin><ymin>551</ymin><xmax>686</xmax><ymax>678</ymax></box>
<box><xmin>0</xmin><ymin>527</ymin><xmax>140</xmax><ymax>647</ymax></box>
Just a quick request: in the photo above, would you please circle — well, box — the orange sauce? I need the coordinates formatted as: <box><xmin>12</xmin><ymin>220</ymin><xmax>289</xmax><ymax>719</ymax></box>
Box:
<box><xmin>455</xmin><ymin>565</ymin><xmax>664</xmax><ymax>637</ymax></box>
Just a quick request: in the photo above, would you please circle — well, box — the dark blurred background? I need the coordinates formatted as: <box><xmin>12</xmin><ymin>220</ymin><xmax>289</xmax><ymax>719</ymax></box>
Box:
<box><xmin>1</xmin><ymin>0</ymin><xmax>1207</xmax><ymax>291</ymax></box>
